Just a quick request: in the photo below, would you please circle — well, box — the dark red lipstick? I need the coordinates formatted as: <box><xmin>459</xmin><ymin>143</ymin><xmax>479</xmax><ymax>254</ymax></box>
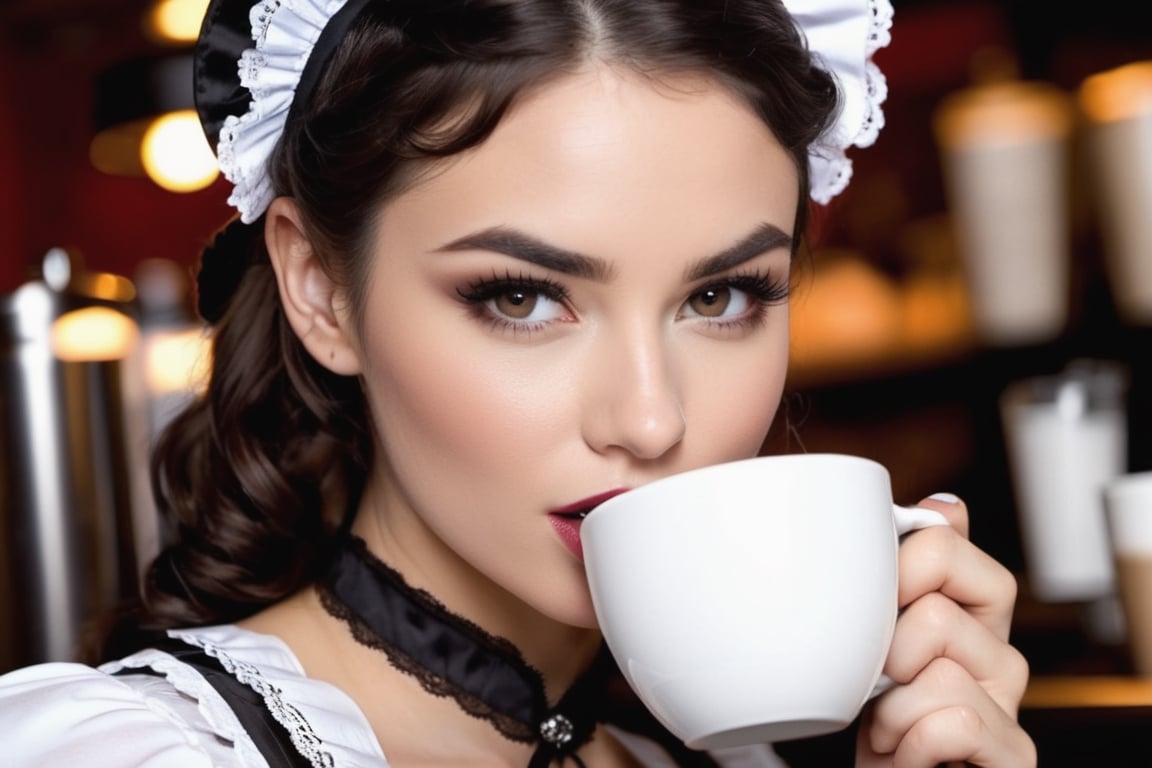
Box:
<box><xmin>549</xmin><ymin>488</ymin><xmax>629</xmax><ymax>560</ymax></box>
<box><xmin>551</xmin><ymin>489</ymin><xmax>630</xmax><ymax>518</ymax></box>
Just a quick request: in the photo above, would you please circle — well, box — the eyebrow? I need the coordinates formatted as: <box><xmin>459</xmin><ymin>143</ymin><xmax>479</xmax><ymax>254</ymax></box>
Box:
<box><xmin>435</xmin><ymin>227</ymin><xmax>613</xmax><ymax>280</ymax></box>
<box><xmin>684</xmin><ymin>223</ymin><xmax>793</xmax><ymax>281</ymax></box>
<box><xmin>434</xmin><ymin>222</ymin><xmax>793</xmax><ymax>282</ymax></box>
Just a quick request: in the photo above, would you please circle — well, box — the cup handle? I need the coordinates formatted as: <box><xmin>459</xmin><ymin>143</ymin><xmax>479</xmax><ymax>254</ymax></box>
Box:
<box><xmin>868</xmin><ymin>504</ymin><xmax>952</xmax><ymax>699</ymax></box>
<box><xmin>892</xmin><ymin>503</ymin><xmax>950</xmax><ymax>537</ymax></box>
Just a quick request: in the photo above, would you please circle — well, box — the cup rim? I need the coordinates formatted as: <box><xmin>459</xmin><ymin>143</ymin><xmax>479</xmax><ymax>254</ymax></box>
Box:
<box><xmin>1107</xmin><ymin>470</ymin><xmax>1152</xmax><ymax>497</ymax></box>
<box><xmin>584</xmin><ymin>452</ymin><xmax>887</xmax><ymax>522</ymax></box>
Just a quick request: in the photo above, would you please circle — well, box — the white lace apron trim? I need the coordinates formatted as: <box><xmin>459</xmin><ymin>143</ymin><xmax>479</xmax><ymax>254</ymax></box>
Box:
<box><xmin>103</xmin><ymin>648</ymin><xmax>270</xmax><ymax>768</ymax></box>
<box><xmin>170</xmin><ymin>630</ymin><xmax>337</xmax><ymax>768</ymax></box>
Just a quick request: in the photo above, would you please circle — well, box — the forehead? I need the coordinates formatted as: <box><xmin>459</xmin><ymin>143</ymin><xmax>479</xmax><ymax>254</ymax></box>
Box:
<box><xmin>379</xmin><ymin>65</ymin><xmax>799</xmax><ymax>253</ymax></box>
<box><xmin>491</xmin><ymin>64</ymin><xmax>792</xmax><ymax>182</ymax></box>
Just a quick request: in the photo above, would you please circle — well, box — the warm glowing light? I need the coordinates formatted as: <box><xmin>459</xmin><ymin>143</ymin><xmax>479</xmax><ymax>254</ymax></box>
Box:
<box><xmin>52</xmin><ymin>307</ymin><xmax>140</xmax><ymax>362</ymax></box>
<box><xmin>1080</xmin><ymin>61</ymin><xmax>1152</xmax><ymax>124</ymax></box>
<box><xmin>145</xmin><ymin>327</ymin><xmax>212</xmax><ymax>396</ymax></box>
<box><xmin>87</xmin><ymin>273</ymin><xmax>137</xmax><ymax>303</ymax></box>
<box><xmin>146</xmin><ymin>0</ymin><xmax>210</xmax><ymax>44</ymax></box>
<box><xmin>90</xmin><ymin>121</ymin><xmax>148</xmax><ymax>177</ymax></box>
<box><xmin>141</xmin><ymin>110</ymin><xmax>220</xmax><ymax>193</ymax></box>
<box><xmin>934</xmin><ymin>81</ymin><xmax>1073</xmax><ymax>148</ymax></box>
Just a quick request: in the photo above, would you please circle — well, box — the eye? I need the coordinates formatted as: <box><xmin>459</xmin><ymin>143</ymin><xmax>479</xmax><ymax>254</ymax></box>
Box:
<box><xmin>679</xmin><ymin>272</ymin><xmax>789</xmax><ymax>324</ymax></box>
<box><xmin>457</xmin><ymin>272</ymin><xmax>572</xmax><ymax>330</ymax></box>
<box><xmin>488</xmin><ymin>286</ymin><xmax>565</xmax><ymax>322</ymax></box>
<box><xmin>683</xmin><ymin>286</ymin><xmax>750</xmax><ymax>318</ymax></box>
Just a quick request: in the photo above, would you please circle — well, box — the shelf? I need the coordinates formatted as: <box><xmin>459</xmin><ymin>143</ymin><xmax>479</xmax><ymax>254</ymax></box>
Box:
<box><xmin>1024</xmin><ymin>675</ymin><xmax>1152</xmax><ymax>709</ymax></box>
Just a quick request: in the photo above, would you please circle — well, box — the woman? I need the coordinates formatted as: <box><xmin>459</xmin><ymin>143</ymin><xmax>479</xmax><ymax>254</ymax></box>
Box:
<box><xmin>0</xmin><ymin>0</ymin><xmax>1035</xmax><ymax>765</ymax></box>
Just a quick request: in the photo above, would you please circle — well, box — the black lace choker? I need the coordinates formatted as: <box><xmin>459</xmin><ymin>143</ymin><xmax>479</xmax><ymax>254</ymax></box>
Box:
<box><xmin>316</xmin><ymin>535</ymin><xmax>613</xmax><ymax>767</ymax></box>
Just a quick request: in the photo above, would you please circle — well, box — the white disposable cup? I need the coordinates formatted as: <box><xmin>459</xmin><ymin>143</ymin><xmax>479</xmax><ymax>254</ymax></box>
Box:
<box><xmin>999</xmin><ymin>363</ymin><xmax>1127</xmax><ymax>603</ymax></box>
<box><xmin>1080</xmin><ymin>62</ymin><xmax>1152</xmax><ymax>325</ymax></box>
<box><xmin>581</xmin><ymin>453</ymin><xmax>947</xmax><ymax>749</ymax></box>
<box><xmin>1105</xmin><ymin>472</ymin><xmax>1152</xmax><ymax>675</ymax></box>
<box><xmin>933</xmin><ymin>81</ymin><xmax>1073</xmax><ymax>345</ymax></box>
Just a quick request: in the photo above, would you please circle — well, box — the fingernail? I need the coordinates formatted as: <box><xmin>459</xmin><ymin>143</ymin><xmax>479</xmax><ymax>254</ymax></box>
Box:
<box><xmin>928</xmin><ymin>492</ymin><xmax>960</xmax><ymax>504</ymax></box>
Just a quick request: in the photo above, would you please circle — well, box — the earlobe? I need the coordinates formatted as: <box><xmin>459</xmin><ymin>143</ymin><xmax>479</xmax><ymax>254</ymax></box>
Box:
<box><xmin>264</xmin><ymin>197</ymin><xmax>363</xmax><ymax>376</ymax></box>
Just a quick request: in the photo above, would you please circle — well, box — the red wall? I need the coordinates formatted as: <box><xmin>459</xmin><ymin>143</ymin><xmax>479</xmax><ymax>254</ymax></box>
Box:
<box><xmin>0</xmin><ymin>34</ymin><xmax>232</xmax><ymax>295</ymax></box>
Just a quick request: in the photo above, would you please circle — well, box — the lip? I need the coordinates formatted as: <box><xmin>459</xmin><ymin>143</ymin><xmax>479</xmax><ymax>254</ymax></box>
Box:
<box><xmin>550</xmin><ymin>488</ymin><xmax>630</xmax><ymax>518</ymax></box>
<box><xmin>549</xmin><ymin>488</ymin><xmax>630</xmax><ymax>561</ymax></box>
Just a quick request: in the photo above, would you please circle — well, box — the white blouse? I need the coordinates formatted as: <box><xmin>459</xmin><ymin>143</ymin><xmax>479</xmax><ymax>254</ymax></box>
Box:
<box><xmin>0</xmin><ymin>625</ymin><xmax>787</xmax><ymax>768</ymax></box>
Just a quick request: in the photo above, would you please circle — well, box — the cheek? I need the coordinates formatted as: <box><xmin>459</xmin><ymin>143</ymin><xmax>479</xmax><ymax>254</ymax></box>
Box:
<box><xmin>727</xmin><ymin>364</ymin><xmax>787</xmax><ymax>456</ymax></box>
<box><xmin>364</xmin><ymin>330</ymin><xmax>568</xmax><ymax>477</ymax></box>
<box><xmin>690</xmin><ymin>316</ymin><xmax>790</xmax><ymax>458</ymax></box>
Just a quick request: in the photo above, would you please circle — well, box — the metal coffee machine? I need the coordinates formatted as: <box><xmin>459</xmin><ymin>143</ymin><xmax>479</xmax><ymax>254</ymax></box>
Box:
<box><xmin>0</xmin><ymin>249</ymin><xmax>153</xmax><ymax>671</ymax></box>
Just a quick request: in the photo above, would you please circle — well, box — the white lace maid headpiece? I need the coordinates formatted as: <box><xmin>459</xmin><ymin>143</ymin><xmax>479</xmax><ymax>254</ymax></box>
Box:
<box><xmin>195</xmin><ymin>0</ymin><xmax>893</xmax><ymax>224</ymax></box>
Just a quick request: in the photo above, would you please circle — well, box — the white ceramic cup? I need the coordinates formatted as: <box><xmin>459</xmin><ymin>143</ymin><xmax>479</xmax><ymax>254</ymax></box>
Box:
<box><xmin>581</xmin><ymin>453</ymin><xmax>948</xmax><ymax>750</ymax></box>
<box><xmin>1105</xmin><ymin>472</ymin><xmax>1152</xmax><ymax>676</ymax></box>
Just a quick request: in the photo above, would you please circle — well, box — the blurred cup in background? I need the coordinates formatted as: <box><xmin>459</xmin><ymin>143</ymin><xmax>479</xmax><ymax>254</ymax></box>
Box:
<box><xmin>1079</xmin><ymin>61</ymin><xmax>1152</xmax><ymax>326</ymax></box>
<box><xmin>934</xmin><ymin>80</ymin><xmax>1074</xmax><ymax>346</ymax></box>
<box><xmin>1105</xmin><ymin>472</ymin><xmax>1152</xmax><ymax>676</ymax></box>
<box><xmin>1000</xmin><ymin>360</ymin><xmax>1128</xmax><ymax>617</ymax></box>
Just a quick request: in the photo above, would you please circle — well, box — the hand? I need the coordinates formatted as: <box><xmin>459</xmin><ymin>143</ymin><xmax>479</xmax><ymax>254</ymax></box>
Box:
<box><xmin>854</xmin><ymin>494</ymin><xmax>1037</xmax><ymax>767</ymax></box>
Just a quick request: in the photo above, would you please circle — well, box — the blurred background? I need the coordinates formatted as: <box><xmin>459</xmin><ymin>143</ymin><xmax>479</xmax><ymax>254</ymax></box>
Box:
<box><xmin>1</xmin><ymin>0</ymin><xmax>1152</xmax><ymax>761</ymax></box>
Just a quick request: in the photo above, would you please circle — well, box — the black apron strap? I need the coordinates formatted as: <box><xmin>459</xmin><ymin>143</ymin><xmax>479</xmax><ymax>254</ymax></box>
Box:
<box><xmin>114</xmin><ymin>641</ymin><xmax>313</xmax><ymax>768</ymax></box>
<box><xmin>118</xmin><ymin>637</ymin><xmax>722</xmax><ymax>768</ymax></box>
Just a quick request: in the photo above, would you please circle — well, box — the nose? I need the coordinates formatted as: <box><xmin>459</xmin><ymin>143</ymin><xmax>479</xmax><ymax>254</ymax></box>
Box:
<box><xmin>581</xmin><ymin>327</ymin><xmax>687</xmax><ymax>460</ymax></box>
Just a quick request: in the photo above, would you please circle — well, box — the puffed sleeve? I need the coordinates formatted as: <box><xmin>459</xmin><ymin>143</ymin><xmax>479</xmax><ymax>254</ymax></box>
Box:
<box><xmin>0</xmin><ymin>662</ymin><xmax>220</xmax><ymax>767</ymax></box>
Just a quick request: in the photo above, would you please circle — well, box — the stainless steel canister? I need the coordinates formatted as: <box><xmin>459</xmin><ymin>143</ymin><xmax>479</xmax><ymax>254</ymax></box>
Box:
<box><xmin>0</xmin><ymin>249</ymin><xmax>149</xmax><ymax>671</ymax></box>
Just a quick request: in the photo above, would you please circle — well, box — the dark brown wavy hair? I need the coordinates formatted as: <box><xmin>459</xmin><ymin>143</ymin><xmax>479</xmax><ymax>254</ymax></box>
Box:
<box><xmin>93</xmin><ymin>0</ymin><xmax>839</xmax><ymax>660</ymax></box>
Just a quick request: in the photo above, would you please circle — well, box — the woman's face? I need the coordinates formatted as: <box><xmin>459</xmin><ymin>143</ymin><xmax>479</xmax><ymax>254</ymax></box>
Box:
<box><xmin>347</xmin><ymin>66</ymin><xmax>798</xmax><ymax>633</ymax></box>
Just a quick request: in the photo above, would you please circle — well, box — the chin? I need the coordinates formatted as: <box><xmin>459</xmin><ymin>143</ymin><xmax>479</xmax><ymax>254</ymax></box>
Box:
<box><xmin>538</xmin><ymin>583</ymin><xmax>602</xmax><ymax>631</ymax></box>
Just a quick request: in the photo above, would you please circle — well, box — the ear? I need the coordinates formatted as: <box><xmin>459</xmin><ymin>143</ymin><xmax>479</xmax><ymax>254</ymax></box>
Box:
<box><xmin>265</xmin><ymin>197</ymin><xmax>363</xmax><ymax>376</ymax></box>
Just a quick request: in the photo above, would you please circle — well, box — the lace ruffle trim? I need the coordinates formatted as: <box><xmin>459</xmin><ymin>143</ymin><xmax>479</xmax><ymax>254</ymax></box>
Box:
<box><xmin>103</xmin><ymin>650</ymin><xmax>268</xmax><ymax>768</ymax></box>
<box><xmin>858</xmin><ymin>0</ymin><xmax>894</xmax><ymax>147</ymax></box>
<box><xmin>784</xmin><ymin>0</ymin><xmax>894</xmax><ymax>204</ymax></box>
<box><xmin>218</xmin><ymin>0</ymin><xmax>892</xmax><ymax>218</ymax></box>
<box><xmin>218</xmin><ymin>0</ymin><xmax>349</xmax><ymax>223</ymax></box>
<box><xmin>170</xmin><ymin>632</ymin><xmax>337</xmax><ymax>768</ymax></box>
<box><xmin>316</xmin><ymin>577</ymin><xmax>540</xmax><ymax>744</ymax></box>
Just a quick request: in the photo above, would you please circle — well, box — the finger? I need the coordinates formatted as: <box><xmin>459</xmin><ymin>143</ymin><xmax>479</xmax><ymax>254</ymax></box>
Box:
<box><xmin>890</xmin><ymin>704</ymin><xmax>1037</xmax><ymax>768</ymax></box>
<box><xmin>862</xmin><ymin>657</ymin><xmax>1037</xmax><ymax>767</ymax></box>
<box><xmin>898</xmin><ymin>525</ymin><xmax>1018</xmax><ymax>641</ymax></box>
<box><xmin>914</xmin><ymin>492</ymin><xmax>969</xmax><ymax>539</ymax></box>
<box><xmin>853</xmin><ymin>707</ymin><xmax>890</xmax><ymax>768</ymax></box>
<box><xmin>885</xmin><ymin>591</ymin><xmax>1030</xmax><ymax>717</ymax></box>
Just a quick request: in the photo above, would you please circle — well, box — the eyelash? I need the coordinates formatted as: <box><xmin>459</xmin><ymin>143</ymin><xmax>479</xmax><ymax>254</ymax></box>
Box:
<box><xmin>456</xmin><ymin>269</ymin><xmax>791</xmax><ymax>333</ymax></box>
<box><xmin>457</xmin><ymin>271</ymin><xmax>571</xmax><ymax>333</ymax></box>
<box><xmin>697</xmin><ymin>271</ymin><xmax>792</xmax><ymax>330</ymax></box>
<box><xmin>709</xmin><ymin>270</ymin><xmax>792</xmax><ymax>306</ymax></box>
